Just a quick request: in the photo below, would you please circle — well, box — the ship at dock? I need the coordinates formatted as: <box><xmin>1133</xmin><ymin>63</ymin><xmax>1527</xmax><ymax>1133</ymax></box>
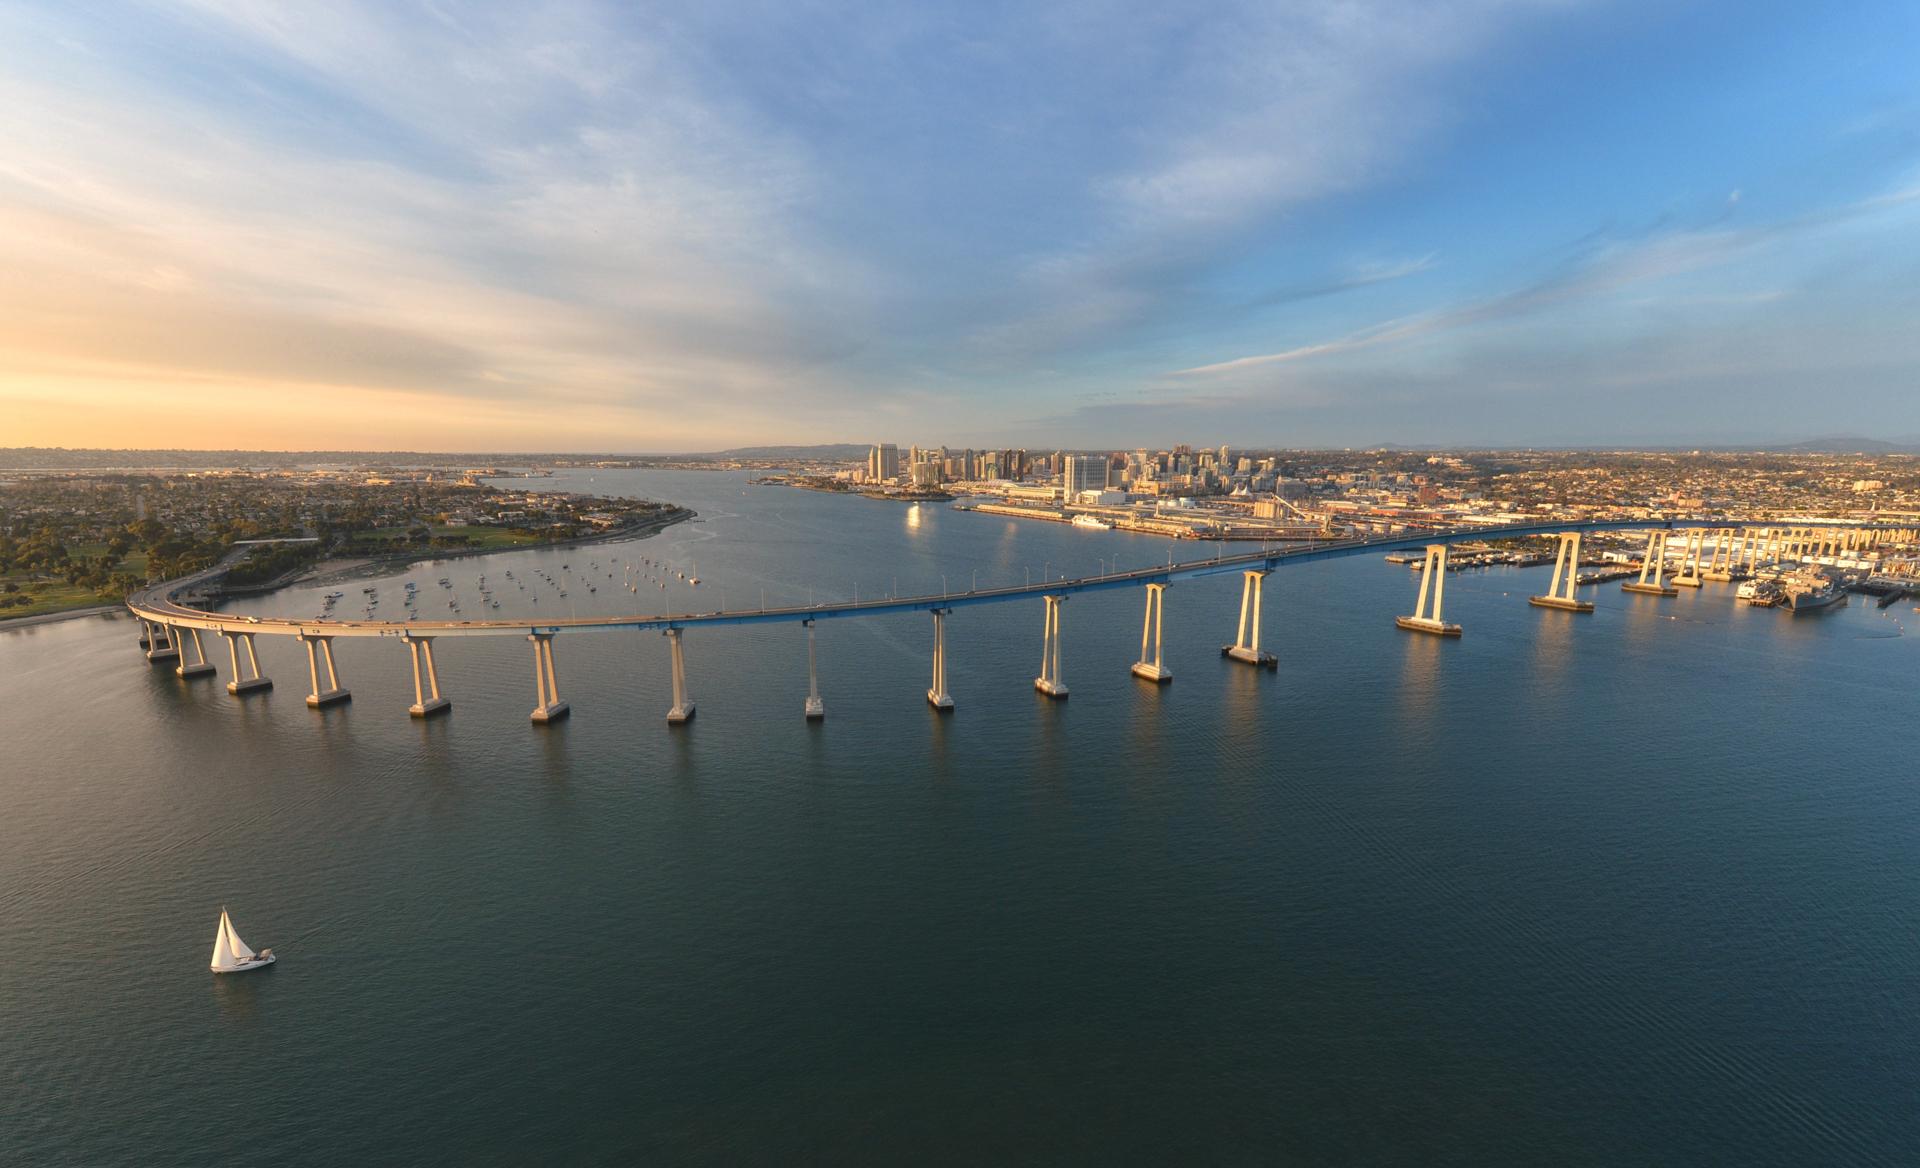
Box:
<box><xmin>1777</xmin><ymin>571</ymin><xmax>1847</xmax><ymax>614</ymax></box>
<box><xmin>1070</xmin><ymin>515</ymin><xmax>1113</xmax><ymax>531</ymax></box>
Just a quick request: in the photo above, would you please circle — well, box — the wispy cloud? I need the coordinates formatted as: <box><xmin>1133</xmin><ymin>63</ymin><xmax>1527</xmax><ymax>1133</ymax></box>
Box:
<box><xmin>1170</xmin><ymin>182</ymin><xmax>1920</xmax><ymax>380</ymax></box>
<box><xmin>973</xmin><ymin>1</ymin><xmax>1575</xmax><ymax>358</ymax></box>
<box><xmin>0</xmin><ymin>1</ymin><xmax>886</xmax><ymax>446</ymax></box>
<box><xmin>1239</xmin><ymin>254</ymin><xmax>1441</xmax><ymax>311</ymax></box>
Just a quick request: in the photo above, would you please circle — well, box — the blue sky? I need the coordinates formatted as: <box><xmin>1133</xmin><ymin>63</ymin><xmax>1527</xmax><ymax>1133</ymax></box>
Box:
<box><xmin>1</xmin><ymin>0</ymin><xmax>1916</xmax><ymax>450</ymax></box>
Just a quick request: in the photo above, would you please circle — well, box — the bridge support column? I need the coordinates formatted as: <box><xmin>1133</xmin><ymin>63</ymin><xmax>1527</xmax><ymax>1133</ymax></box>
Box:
<box><xmin>298</xmin><ymin>633</ymin><xmax>350</xmax><ymax>707</ymax></box>
<box><xmin>927</xmin><ymin>609</ymin><xmax>954</xmax><ymax>710</ymax></box>
<box><xmin>144</xmin><ymin>620</ymin><xmax>179</xmax><ymax>662</ymax></box>
<box><xmin>1703</xmin><ymin>528</ymin><xmax>1744</xmax><ymax>582</ymax></box>
<box><xmin>1132</xmin><ymin>582</ymin><xmax>1172</xmax><ymax>682</ymax></box>
<box><xmin>803</xmin><ymin>620</ymin><xmax>824</xmax><ymax>720</ymax></box>
<box><xmin>527</xmin><ymin>632</ymin><xmax>568</xmax><ymax>723</ymax></box>
<box><xmin>665</xmin><ymin>628</ymin><xmax>695</xmax><ymax>724</ymax></box>
<box><xmin>1398</xmin><ymin>545</ymin><xmax>1463</xmax><ymax>635</ymax></box>
<box><xmin>1034</xmin><ymin>595</ymin><xmax>1068</xmax><ymax>698</ymax></box>
<box><xmin>173</xmin><ymin>626</ymin><xmax>216</xmax><ymax>678</ymax></box>
<box><xmin>1222</xmin><ymin>569</ymin><xmax>1277</xmax><ymax>668</ymax></box>
<box><xmin>1672</xmin><ymin>528</ymin><xmax>1705</xmax><ymax>587</ymax></box>
<box><xmin>403</xmin><ymin>634</ymin><xmax>450</xmax><ymax>717</ymax></box>
<box><xmin>1623</xmin><ymin>530</ymin><xmax>1678</xmax><ymax>596</ymax></box>
<box><xmin>220</xmin><ymin>630</ymin><xmax>272</xmax><ymax>694</ymax></box>
<box><xmin>1529</xmin><ymin>532</ymin><xmax>1594</xmax><ymax>612</ymax></box>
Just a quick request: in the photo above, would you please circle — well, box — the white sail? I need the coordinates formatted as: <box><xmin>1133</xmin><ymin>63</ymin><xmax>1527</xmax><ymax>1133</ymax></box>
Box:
<box><xmin>211</xmin><ymin>911</ymin><xmax>237</xmax><ymax>969</ymax></box>
<box><xmin>211</xmin><ymin>909</ymin><xmax>258</xmax><ymax>970</ymax></box>
<box><xmin>222</xmin><ymin>911</ymin><xmax>257</xmax><ymax>961</ymax></box>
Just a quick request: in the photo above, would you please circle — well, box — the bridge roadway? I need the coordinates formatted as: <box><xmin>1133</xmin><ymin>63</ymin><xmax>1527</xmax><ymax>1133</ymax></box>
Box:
<box><xmin>126</xmin><ymin>517</ymin><xmax>1905</xmax><ymax>640</ymax></box>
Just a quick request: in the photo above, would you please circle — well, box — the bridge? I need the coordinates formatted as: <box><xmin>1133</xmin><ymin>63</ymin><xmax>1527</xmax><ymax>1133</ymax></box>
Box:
<box><xmin>126</xmin><ymin>518</ymin><xmax>1916</xmax><ymax>724</ymax></box>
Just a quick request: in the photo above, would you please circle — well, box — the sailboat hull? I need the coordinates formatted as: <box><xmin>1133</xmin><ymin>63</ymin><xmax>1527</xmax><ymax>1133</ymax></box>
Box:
<box><xmin>211</xmin><ymin>954</ymin><xmax>276</xmax><ymax>973</ymax></box>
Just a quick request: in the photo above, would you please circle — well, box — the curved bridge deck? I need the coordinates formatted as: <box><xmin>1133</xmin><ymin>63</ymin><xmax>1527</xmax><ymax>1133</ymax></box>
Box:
<box><xmin>127</xmin><ymin>517</ymin><xmax>1907</xmax><ymax>639</ymax></box>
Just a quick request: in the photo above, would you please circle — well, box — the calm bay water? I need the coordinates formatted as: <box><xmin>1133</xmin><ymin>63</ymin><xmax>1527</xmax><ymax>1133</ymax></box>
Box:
<box><xmin>3</xmin><ymin>469</ymin><xmax>1918</xmax><ymax>1165</ymax></box>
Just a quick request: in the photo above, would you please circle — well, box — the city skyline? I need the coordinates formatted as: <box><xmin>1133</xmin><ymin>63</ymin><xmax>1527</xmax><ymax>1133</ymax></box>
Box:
<box><xmin>3</xmin><ymin>2</ymin><xmax>1919</xmax><ymax>451</ymax></box>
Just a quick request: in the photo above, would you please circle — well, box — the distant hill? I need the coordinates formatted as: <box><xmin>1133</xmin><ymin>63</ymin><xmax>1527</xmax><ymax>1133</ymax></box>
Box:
<box><xmin>0</xmin><ymin>444</ymin><xmax>873</xmax><ymax>470</ymax></box>
<box><xmin>1356</xmin><ymin>437</ymin><xmax>1920</xmax><ymax>455</ymax></box>
<box><xmin>1768</xmin><ymin>436</ymin><xmax>1920</xmax><ymax>454</ymax></box>
<box><xmin>0</xmin><ymin>448</ymin><xmax>445</xmax><ymax>470</ymax></box>
<box><xmin>703</xmin><ymin>444</ymin><xmax>869</xmax><ymax>461</ymax></box>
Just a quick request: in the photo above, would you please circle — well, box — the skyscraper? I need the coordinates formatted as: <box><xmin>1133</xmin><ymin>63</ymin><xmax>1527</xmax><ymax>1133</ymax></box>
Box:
<box><xmin>867</xmin><ymin>443</ymin><xmax>900</xmax><ymax>483</ymax></box>
<box><xmin>1064</xmin><ymin>455</ymin><xmax>1109</xmax><ymax>497</ymax></box>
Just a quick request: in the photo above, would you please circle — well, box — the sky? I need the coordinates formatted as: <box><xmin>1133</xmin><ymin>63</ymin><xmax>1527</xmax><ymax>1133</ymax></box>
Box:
<box><xmin>1</xmin><ymin>1</ymin><xmax>1918</xmax><ymax>452</ymax></box>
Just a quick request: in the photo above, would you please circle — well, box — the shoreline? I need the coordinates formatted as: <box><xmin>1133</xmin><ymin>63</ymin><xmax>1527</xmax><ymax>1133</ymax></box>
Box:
<box><xmin>0</xmin><ymin>604</ymin><xmax>128</xmax><ymax>632</ymax></box>
<box><xmin>1</xmin><ymin>506</ymin><xmax>696</xmax><ymax>630</ymax></box>
<box><xmin>756</xmin><ymin>476</ymin><xmax>954</xmax><ymax>504</ymax></box>
<box><xmin>240</xmin><ymin>506</ymin><xmax>697</xmax><ymax>592</ymax></box>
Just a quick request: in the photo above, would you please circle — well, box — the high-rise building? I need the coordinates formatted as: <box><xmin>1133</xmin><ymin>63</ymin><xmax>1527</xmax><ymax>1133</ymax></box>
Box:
<box><xmin>867</xmin><ymin>443</ymin><xmax>900</xmax><ymax>483</ymax></box>
<box><xmin>1064</xmin><ymin>455</ymin><xmax>1109</xmax><ymax>497</ymax></box>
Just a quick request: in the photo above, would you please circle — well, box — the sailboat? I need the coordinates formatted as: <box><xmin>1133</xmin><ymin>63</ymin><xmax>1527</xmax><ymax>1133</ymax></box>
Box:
<box><xmin>210</xmin><ymin>907</ymin><xmax>276</xmax><ymax>973</ymax></box>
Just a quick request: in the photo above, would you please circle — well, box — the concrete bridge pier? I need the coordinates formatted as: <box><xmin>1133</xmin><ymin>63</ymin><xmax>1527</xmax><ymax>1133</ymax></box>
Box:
<box><xmin>1398</xmin><ymin>545</ymin><xmax>1463</xmax><ymax>635</ymax></box>
<box><xmin>172</xmin><ymin>626</ymin><xmax>216</xmax><ymax>679</ymax></box>
<box><xmin>1706</xmin><ymin>529</ymin><xmax>1747</xmax><ymax>581</ymax></box>
<box><xmin>665</xmin><ymin>628</ymin><xmax>695</xmax><ymax>724</ymax></box>
<box><xmin>143</xmin><ymin>620</ymin><xmax>179</xmax><ymax>662</ymax></box>
<box><xmin>927</xmin><ymin>609</ymin><xmax>954</xmax><ymax>710</ymax></box>
<box><xmin>1222</xmin><ymin>569</ymin><xmax>1277</xmax><ymax>668</ymax></box>
<box><xmin>298</xmin><ymin>633</ymin><xmax>351</xmax><ymax>707</ymax></box>
<box><xmin>1034</xmin><ymin>595</ymin><xmax>1068</xmax><ymax>699</ymax></box>
<box><xmin>803</xmin><ymin>620</ymin><xmax>824</xmax><ymax>720</ymax></box>
<box><xmin>1672</xmin><ymin>528</ymin><xmax>1706</xmax><ymax>587</ymax></box>
<box><xmin>1623</xmin><ymin>530</ymin><xmax>1679</xmax><ymax>596</ymax></box>
<box><xmin>1529</xmin><ymin>532</ymin><xmax>1594</xmax><ymax>612</ymax></box>
<box><xmin>403</xmin><ymin>634</ymin><xmax>449</xmax><ymax>717</ymax></box>
<box><xmin>1132</xmin><ymin>582</ymin><xmax>1172</xmax><ymax>682</ymax></box>
<box><xmin>526</xmin><ymin>632</ymin><xmax>568</xmax><ymax>723</ymax></box>
<box><xmin>219</xmin><ymin>630</ymin><xmax>272</xmax><ymax>694</ymax></box>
